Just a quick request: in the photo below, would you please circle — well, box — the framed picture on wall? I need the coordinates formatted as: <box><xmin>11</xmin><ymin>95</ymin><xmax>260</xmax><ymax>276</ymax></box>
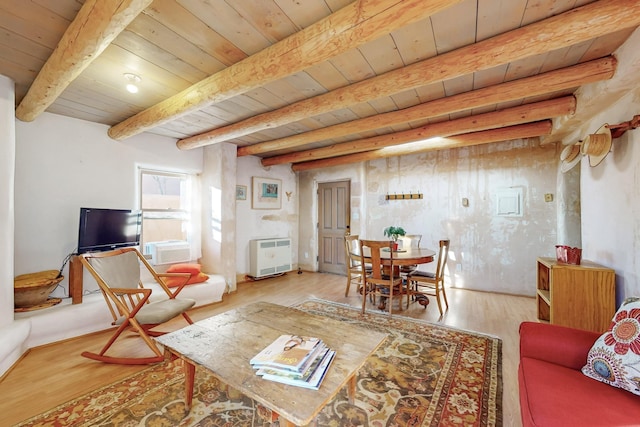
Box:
<box><xmin>252</xmin><ymin>177</ymin><xmax>282</xmax><ymax>209</ymax></box>
<box><xmin>236</xmin><ymin>185</ymin><xmax>247</xmax><ymax>200</ymax></box>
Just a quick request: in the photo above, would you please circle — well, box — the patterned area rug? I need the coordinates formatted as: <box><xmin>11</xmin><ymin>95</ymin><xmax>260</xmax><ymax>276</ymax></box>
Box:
<box><xmin>17</xmin><ymin>299</ymin><xmax>502</xmax><ymax>427</ymax></box>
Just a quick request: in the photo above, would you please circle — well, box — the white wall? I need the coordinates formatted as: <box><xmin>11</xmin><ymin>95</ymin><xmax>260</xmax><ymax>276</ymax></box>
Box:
<box><xmin>235</xmin><ymin>156</ymin><xmax>298</xmax><ymax>277</ymax></box>
<box><xmin>575</xmin><ymin>29</ymin><xmax>640</xmax><ymax>305</ymax></box>
<box><xmin>0</xmin><ymin>75</ymin><xmax>15</xmax><ymax>328</ymax></box>
<box><xmin>299</xmin><ymin>139</ymin><xmax>558</xmax><ymax>296</ymax></box>
<box><xmin>14</xmin><ymin>113</ymin><xmax>203</xmax><ymax>296</ymax></box>
<box><xmin>580</xmin><ymin>101</ymin><xmax>640</xmax><ymax>304</ymax></box>
<box><xmin>201</xmin><ymin>143</ymin><xmax>237</xmax><ymax>291</ymax></box>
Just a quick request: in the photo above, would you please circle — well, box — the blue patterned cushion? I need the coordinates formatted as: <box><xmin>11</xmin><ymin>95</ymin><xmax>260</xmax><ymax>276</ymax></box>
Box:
<box><xmin>581</xmin><ymin>298</ymin><xmax>640</xmax><ymax>395</ymax></box>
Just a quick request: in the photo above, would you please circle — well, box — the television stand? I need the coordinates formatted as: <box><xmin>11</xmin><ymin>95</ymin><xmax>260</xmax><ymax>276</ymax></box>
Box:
<box><xmin>68</xmin><ymin>255</ymin><xmax>84</xmax><ymax>304</ymax></box>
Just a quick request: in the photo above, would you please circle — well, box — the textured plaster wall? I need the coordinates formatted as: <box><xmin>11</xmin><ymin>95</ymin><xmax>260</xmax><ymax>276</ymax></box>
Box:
<box><xmin>570</xmin><ymin>28</ymin><xmax>640</xmax><ymax>305</ymax></box>
<box><xmin>579</xmin><ymin>102</ymin><xmax>640</xmax><ymax>305</ymax></box>
<box><xmin>0</xmin><ymin>74</ymin><xmax>15</xmax><ymax>328</ymax></box>
<box><xmin>202</xmin><ymin>143</ymin><xmax>237</xmax><ymax>292</ymax></box>
<box><xmin>13</xmin><ymin>113</ymin><xmax>203</xmax><ymax>295</ymax></box>
<box><xmin>235</xmin><ymin>156</ymin><xmax>298</xmax><ymax>278</ymax></box>
<box><xmin>297</xmin><ymin>163</ymin><xmax>366</xmax><ymax>271</ymax></box>
<box><xmin>299</xmin><ymin>139</ymin><xmax>558</xmax><ymax>297</ymax></box>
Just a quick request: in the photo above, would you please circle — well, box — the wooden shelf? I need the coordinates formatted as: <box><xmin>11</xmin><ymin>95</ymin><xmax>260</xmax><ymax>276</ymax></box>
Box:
<box><xmin>536</xmin><ymin>289</ymin><xmax>550</xmax><ymax>305</ymax></box>
<box><xmin>536</xmin><ymin>257</ymin><xmax>615</xmax><ymax>333</ymax></box>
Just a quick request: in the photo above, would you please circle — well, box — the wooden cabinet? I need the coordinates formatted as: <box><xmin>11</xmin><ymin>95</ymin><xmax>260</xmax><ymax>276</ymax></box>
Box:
<box><xmin>536</xmin><ymin>257</ymin><xmax>615</xmax><ymax>333</ymax></box>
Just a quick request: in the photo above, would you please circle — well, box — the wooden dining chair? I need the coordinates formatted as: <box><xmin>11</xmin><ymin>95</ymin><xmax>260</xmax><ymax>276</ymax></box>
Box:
<box><xmin>79</xmin><ymin>247</ymin><xmax>196</xmax><ymax>364</ymax></box>
<box><xmin>399</xmin><ymin>234</ymin><xmax>422</xmax><ymax>275</ymax></box>
<box><xmin>359</xmin><ymin>239</ymin><xmax>405</xmax><ymax>315</ymax></box>
<box><xmin>406</xmin><ymin>239</ymin><xmax>450</xmax><ymax>315</ymax></box>
<box><xmin>344</xmin><ymin>234</ymin><xmax>371</xmax><ymax>296</ymax></box>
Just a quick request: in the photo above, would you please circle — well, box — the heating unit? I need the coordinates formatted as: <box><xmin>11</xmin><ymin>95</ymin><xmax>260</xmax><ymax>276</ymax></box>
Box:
<box><xmin>249</xmin><ymin>238</ymin><xmax>292</xmax><ymax>278</ymax></box>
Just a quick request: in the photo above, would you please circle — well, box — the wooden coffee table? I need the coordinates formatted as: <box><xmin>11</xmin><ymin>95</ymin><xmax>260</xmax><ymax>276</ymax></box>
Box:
<box><xmin>156</xmin><ymin>301</ymin><xmax>387</xmax><ymax>427</ymax></box>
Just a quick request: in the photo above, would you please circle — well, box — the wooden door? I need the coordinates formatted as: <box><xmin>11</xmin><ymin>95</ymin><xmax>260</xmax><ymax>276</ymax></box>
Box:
<box><xmin>318</xmin><ymin>180</ymin><xmax>350</xmax><ymax>274</ymax></box>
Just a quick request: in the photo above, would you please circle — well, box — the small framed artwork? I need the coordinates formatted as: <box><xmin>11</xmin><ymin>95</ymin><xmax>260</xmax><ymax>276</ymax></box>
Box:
<box><xmin>252</xmin><ymin>177</ymin><xmax>282</xmax><ymax>209</ymax></box>
<box><xmin>236</xmin><ymin>185</ymin><xmax>247</xmax><ymax>200</ymax></box>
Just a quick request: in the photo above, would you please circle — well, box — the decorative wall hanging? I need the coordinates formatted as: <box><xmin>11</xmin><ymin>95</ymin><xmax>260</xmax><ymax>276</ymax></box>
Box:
<box><xmin>236</xmin><ymin>185</ymin><xmax>247</xmax><ymax>200</ymax></box>
<box><xmin>252</xmin><ymin>177</ymin><xmax>282</xmax><ymax>209</ymax></box>
<box><xmin>581</xmin><ymin>124</ymin><xmax>612</xmax><ymax>167</ymax></box>
<box><xmin>385</xmin><ymin>192</ymin><xmax>423</xmax><ymax>200</ymax></box>
<box><xmin>608</xmin><ymin>114</ymin><xmax>640</xmax><ymax>138</ymax></box>
<box><xmin>560</xmin><ymin>142</ymin><xmax>583</xmax><ymax>173</ymax></box>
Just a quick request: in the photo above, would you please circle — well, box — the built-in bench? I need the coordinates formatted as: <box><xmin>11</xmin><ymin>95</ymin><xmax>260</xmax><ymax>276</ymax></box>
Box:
<box><xmin>13</xmin><ymin>272</ymin><xmax>227</xmax><ymax>348</ymax></box>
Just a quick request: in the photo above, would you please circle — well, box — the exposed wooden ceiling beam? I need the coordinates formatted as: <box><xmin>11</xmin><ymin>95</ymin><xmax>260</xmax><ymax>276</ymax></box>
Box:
<box><xmin>15</xmin><ymin>0</ymin><xmax>152</xmax><ymax>122</ymax></box>
<box><xmin>107</xmin><ymin>0</ymin><xmax>463</xmax><ymax>140</ymax></box>
<box><xmin>263</xmin><ymin>96</ymin><xmax>574</xmax><ymax>166</ymax></box>
<box><xmin>292</xmin><ymin>121</ymin><xmax>553</xmax><ymax>172</ymax></box>
<box><xmin>178</xmin><ymin>0</ymin><xmax>639</xmax><ymax>151</ymax></box>
<box><xmin>244</xmin><ymin>57</ymin><xmax>614</xmax><ymax>157</ymax></box>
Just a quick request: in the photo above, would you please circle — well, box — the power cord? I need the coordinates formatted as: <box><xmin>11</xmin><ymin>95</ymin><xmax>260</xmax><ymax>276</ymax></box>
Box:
<box><xmin>56</xmin><ymin>250</ymin><xmax>77</xmax><ymax>279</ymax></box>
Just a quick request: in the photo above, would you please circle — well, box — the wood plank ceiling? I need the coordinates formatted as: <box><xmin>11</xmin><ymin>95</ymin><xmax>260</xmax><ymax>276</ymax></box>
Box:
<box><xmin>1</xmin><ymin>0</ymin><xmax>638</xmax><ymax>171</ymax></box>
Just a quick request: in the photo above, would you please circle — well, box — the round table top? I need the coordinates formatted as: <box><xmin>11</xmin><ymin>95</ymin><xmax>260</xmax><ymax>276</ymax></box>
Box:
<box><xmin>355</xmin><ymin>247</ymin><xmax>435</xmax><ymax>266</ymax></box>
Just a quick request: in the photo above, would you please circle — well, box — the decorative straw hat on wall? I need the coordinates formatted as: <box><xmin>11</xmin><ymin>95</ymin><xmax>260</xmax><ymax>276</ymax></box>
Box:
<box><xmin>560</xmin><ymin>142</ymin><xmax>583</xmax><ymax>173</ymax></box>
<box><xmin>581</xmin><ymin>124</ymin><xmax>612</xmax><ymax>167</ymax></box>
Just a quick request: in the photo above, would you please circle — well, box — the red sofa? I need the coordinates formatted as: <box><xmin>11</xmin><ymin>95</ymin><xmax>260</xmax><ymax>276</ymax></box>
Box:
<box><xmin>518</xmin><ymin>321</ymin><xmax>640</xmax><ymax>426</ymax></box>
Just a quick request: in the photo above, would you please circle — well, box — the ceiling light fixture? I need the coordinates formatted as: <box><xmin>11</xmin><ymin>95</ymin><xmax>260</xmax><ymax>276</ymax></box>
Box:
<box><xmin>123</xmin><ymin>73</ymin><xmax>141</xmax><ymax>93</ymax></box>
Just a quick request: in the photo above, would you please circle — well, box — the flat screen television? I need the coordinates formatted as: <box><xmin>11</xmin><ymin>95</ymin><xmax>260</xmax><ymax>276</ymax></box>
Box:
<box><xmin>77</xmin><ymin>207</ymin><xmax>142</xmax><ymax>254</ymax></box>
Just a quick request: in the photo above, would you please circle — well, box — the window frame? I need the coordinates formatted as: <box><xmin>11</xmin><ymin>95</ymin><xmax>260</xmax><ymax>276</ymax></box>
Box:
<box><xmin>138</xmin><ymin>168</ymin><xmax>192</xmax><ymax>249</ymax></box>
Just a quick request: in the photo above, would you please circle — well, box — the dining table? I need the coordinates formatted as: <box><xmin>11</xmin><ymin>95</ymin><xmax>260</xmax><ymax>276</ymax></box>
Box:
<box><xmin>354</xmin><ymin>246</ymin><xmax>436</xmax><ymax>267</ymax></box>
<box><xmin>351</xmin><ymin>245</ymin><xmax>436</xmax><ymax>312</ymax></box>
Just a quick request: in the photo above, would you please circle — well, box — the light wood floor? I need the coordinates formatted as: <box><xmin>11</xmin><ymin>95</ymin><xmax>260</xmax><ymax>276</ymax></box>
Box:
<box><xmin>0</xmin><ymin>272</ymin><xmax>537</xmax><ymax>426</ymax></box>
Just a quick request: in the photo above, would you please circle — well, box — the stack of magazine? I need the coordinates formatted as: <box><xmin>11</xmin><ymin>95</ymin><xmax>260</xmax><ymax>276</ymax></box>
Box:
<box><xmin>250</xmin><ymin>334</ymin><xmax>335</xmax><ymax>390</ymax></box>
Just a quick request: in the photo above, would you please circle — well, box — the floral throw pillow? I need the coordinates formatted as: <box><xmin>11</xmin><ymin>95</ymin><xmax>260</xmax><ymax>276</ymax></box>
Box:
<box><xmin>582</xmin><ymin>298</ymin><xmax>640</xmax><ymax>395</ymax></box>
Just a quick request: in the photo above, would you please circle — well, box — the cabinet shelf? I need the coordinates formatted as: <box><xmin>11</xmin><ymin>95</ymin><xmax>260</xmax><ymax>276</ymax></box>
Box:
<box><xmin>536</xmin><ymin>257</ymin><xmax>615</xmax><ymax>333</ymax></box>
<box><xmin>536</xmin><ymin>289</ymin><xmax>550</xmax><ymax>305</ymax></box>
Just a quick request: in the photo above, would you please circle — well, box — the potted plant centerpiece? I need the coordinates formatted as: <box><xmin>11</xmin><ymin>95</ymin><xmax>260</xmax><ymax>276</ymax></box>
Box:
<box><xmin>383</xmin><ymin>226</ymin><xmax>406</xmax><ymax>251</ymax></box>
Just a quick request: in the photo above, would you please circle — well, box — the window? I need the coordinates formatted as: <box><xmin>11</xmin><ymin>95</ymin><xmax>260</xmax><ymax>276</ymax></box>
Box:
<box><xmin>139</xmin><ymin>169</ymin><xmax>193</xmax><ymax>250</ymax></box>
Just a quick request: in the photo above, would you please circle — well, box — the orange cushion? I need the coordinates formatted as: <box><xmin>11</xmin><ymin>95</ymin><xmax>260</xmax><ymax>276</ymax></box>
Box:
<box><xmin>165</xmin><ymin>272</ymin><xmax>209</xmax><ymax>288</ymax></box>
<box><xmin>166</xmin><ymin>263</ymin><xmax>201</xmax><ymax>275</ymax></box>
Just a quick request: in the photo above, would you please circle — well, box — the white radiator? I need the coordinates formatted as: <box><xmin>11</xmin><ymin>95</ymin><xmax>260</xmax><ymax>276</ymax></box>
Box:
<box><xmin>145</xmin><ymin>241</ymin><xmax>191</xmax><ymax>265</ymax></box>
<box><xmin>249</xmin><ymin>238</ymin><xmax>292</xmax><ymax>278</ymax></box>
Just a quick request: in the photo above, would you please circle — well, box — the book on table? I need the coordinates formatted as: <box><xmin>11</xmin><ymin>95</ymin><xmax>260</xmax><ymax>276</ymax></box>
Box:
<box><xmin>250</xmin><ymin>334</ymin><xmax>324</xmax><ymax>372</ymax></box>
<box><xmin>251</xmin><ymin>334</ymin><xmax>335</xmax><ymax>389</ymax></box>
<box><xmin>257</xmin><ymin>347</ymin><xmax>336</xmax><ymax>390</ymax></box>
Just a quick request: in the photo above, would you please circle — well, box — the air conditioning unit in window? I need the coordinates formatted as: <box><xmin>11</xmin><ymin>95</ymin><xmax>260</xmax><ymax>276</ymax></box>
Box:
<box><xmin>144</xmin><ymin>241</ymin><xmax>191</xmax><ymax>265</ymax></box>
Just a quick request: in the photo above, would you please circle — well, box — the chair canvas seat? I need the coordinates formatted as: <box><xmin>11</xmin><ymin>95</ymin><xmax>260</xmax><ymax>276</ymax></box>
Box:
<box><xmin>114</xmin><ymin>297</ymin><xmax>195</xmax><ymax>325</ymax></box>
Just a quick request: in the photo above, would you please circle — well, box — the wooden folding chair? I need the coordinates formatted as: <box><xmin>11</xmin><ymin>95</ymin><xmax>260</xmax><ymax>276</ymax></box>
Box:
<box><xmin>407</xmin><ymin>239</ymin><xmax>450</xmax><ymax>315</ymax></box>
<box><xmin>359</xmin><ymin>239</ymin><xmax>405</xmax><ymax>316</ymax></box>
<box><xmin>79</xmin><ymin>247</ymin><xmax>196</xmax><ymax>364</ymax></box>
